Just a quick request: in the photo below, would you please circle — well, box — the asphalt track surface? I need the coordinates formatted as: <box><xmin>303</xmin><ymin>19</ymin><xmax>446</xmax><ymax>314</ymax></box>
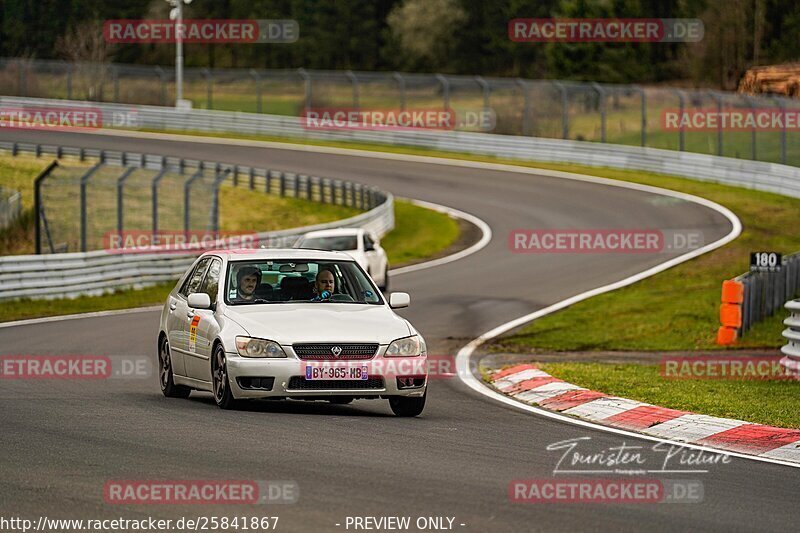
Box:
<box><xmin>0</xmin><ymin>129</ymin><xmax>794</xmax><ymax>533</ymax></box>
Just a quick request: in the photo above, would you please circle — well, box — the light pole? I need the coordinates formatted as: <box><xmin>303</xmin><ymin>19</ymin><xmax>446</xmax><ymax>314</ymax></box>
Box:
<box><xmin>167</xmin><ymin>0</ymin><xmax>192</xmax><ymax>108</ymax></box>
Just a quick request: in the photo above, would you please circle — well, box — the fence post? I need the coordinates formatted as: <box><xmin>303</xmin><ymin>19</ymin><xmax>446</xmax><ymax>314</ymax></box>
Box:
<box><xmin>710</xmin><ymin>91</ymin><xmax>724</xmax><ymax>156</ymax></box>
<box><xmin>34</xmin><ymin>160</ymin><xmax>59</xmax><ymax>255</ymax></box>
<box><xmin>250</xmin><ymin>69</ymin><xmax>262</xmax><ymax>113</ymax></box>
<box><xmin>203</xmin><ymin>68</ymin><xmax>213</xmax><ymax>109</ymax></box>
<box><xmin>393</xmin><ymin>72</ymin><xmax>406</xmax><ymax>111</ymax></box>
<box><xmin>210</xmin><ymin>167</ymin><xmax>232</xmax><ymax>234</ymax></box>
<box><xmin>79</xmin><ymin>162</ymin><xmax>104</xmax><ymax>252</ymax></box>
<box><xmin>591</xmin><ymin>82</ymin><xmax>607</xmax><ymax>143</ymax></box>
<box><xmin>346</xmin><ymin>70</ymin><xmax>359</xmax><ymax>109</ymax></box>
<box><xmin>553</xmin><ymin>81</ymin><xmax>568</xmax><ymax>139</ymax></box>
<box><xmin>632</xmin><ymin>85</ymin><xmax>646</xmax><ymax>147</ymax></box>
<box><xmin>773</xmin><ymin>97</ymin><xmax>787</xmax><ymax>164</ymax></box>
<box><xmin>435</xmin><ymin>74</ymin><xmax>450</xmax><ymax>110</ymax></box>
<box><xmin>279</xmin><ymin>172</ymin><xmax>286</xmax><ymax>197</ymax></box>
<box><xmin>155</xmin><ymin>66</ymin><xmax>167</xmax><ymax>106</ymax></box>
<box><xmin>66</xmin><ymin>64</ymin><xmax>73</xmax><ymax>99</ymax></box>
<box><xmin>515</xmin><ymin>79</ymin><xmax>530</xmax><ymax>136</ymax></box>
<box><xmin>183</xmin><ymin>164</ymin><xmax>204</xmax><ymax>234</ymax></box>
<box><xmin>298</xmin><ymin>68</ymin><xmax>311</xmax><ymax>110</ymax></box>
<box><xmin>673</xmin><ymin>89</ymin><xmax>686</xmax><ymax>151</ymax></box>
<box><xmin>151</xmin><ymin>166</ymin><xmax>169</xmax><ymax>238</ymax></box>
<box><xmin>116</xmin><ymin>167</ymin><xmax>136</xmax><ymax>240</ymax></box>
<box><xmin>744</xmin><ymin>95</ymin><xmax>757</xmax><ymax>160</ymax></box>
<box><xmin>112</xmin><ymin>65</ymin><xmax>120</xmax><ymax>102</ymax></box>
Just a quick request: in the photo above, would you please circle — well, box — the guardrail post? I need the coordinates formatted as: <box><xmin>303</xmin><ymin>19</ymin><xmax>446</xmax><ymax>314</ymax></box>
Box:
<box><xmin>304</xmin><ymin>175</ymin><xmax>312</xmax><ymax>200</ymax></box>
<box><xmin>293</xmin><ymin>173</ymin><xmax>300</xmax><ymax>197</ymax></box>
<box><xmin>80</xmin><ymin>162</ymin><xmax>104</xmax><ymax>252</ymax></box>
<box><xmin>393</xmin><ymin>72</ymin><xmax>406</xmax><ymax>111</ymax></box>
<box><xmin>250</xmin><ymin>69</ymin><xmax>262</xmax><ymax>113</ymax></box>
<box><xmin>553</xmin><ymin>81</ymin><xmax>568</xmax><ymax>139</ymax></box>
<box><xmin>34</xmin><ymin>160</ymin><xmax>59</xmax><ymax>254</ymax></box>
<box><xmin>346</xmin><ymin>70</ymin><xmax>359</xmax><ymax>109</ymax></box>
<box><xmin>248</xmin><ymin>167</ymin><xmax>255</xmax><ymax>190</ymax></box>
<box><xmin>279</xmin><ymin>172</ymin><xmax>286</xmax><ymax>197</ymax></box>
<box><xmin>116</xmin><ymin>167</ymin><xmax>136</xmax><ymax>240</ymax></box>
<box><xmin>435</xmin><ymin>73</ymin><xmax>450</xmax><ymax>110</ymax></box>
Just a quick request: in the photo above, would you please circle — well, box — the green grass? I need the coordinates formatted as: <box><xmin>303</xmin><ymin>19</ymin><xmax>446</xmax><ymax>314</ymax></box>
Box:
<box><xmin>382</xmin><ymin>200</ymin><xmax>459</xmax><ymax>265</ymax></box>
<box><xmin>0</xmin><ymin>199</ymin><xmax>460</xmax><ymax>322</ymax></box>
<box><xmin>0</xmin><ymin>282</ymin><xmax>174</xmax><ymax>323</ymax></box>
<box><xmin>536</xmin><ymin>362</ymin><xmax>800</xmax><ymax>428</ymax></box>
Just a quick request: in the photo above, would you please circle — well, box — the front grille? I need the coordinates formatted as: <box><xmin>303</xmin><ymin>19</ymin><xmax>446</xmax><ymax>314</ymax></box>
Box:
<box><xmin>287</xmin><ymin>376</ymin><xmax>385</xmax><ymax>390</ymax></box>
<box><xmin>293</xmin><ymin>343</ymin><xmax>379</xmax><ymax>360</ymax></box>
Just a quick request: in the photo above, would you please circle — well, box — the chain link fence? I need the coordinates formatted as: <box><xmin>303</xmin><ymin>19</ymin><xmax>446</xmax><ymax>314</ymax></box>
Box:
<box><xmin>3</xmin><ymin>58</ymin><xmax>800</xmax><ymax>167</ymax></box>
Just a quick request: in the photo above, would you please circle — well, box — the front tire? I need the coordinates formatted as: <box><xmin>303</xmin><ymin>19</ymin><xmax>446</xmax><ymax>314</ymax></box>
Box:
<box><xmin>212</xmin><ymin>344</ymin><xmax>238</xmax><ymax>410</ymax></box>
<box><xmin>158</xmin><ymin>337</ymin><xmax>191</xmax><ymax>399</ymax></box>
<box><xmin>389</xmin><ymin>391</ymin><xmax>426</xmax><ymax>417</ymax></box>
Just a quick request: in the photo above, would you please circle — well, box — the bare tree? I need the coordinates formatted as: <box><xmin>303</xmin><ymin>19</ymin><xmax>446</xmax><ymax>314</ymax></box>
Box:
<box><xmin>387</xmin><ymin>0</ymin><xmax>467</xmax><ymax>69</ymax></box>
<box><xmin>56</xmin><ymin>21</ymin><xmax>116</xmax><ymax>100</ymax></box>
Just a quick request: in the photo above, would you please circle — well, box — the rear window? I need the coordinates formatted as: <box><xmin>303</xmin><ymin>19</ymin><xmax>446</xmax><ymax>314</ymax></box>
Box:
<box><xmin>298</xmin><ymin>235</ymin><xmax>358</xmax><ymax>251</ymax></box>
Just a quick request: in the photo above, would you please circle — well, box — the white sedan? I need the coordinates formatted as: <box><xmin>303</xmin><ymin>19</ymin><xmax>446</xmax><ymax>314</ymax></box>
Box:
<box><xmin>294</xmin><ymin>228</ymin><xmax>389</xmax><ymax>290</ymax></box>
<box><xmin>157</xmin><ymin>249</ymin><xmax>427</xmax><ymax>416</ymax></box>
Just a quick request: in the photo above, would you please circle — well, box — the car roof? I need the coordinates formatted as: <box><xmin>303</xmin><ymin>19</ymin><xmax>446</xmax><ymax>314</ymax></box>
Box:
<box><xmin>300</xmin><ymin>228</ymin><xmax>364</xmax><ymax>238</ymax></box>
<box><xmin>203</xmin><ymin>248</ymin><xmax>355</xmax><ymax>262</ymax></box>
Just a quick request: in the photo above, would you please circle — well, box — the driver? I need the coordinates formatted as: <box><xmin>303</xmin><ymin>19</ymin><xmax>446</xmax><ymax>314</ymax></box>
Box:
<box><xmin>233</xmin><ymin>265</ymin><xmax>261</xmax><ymax>302</ymax></box>
<box><xmin>311</xmin><ymin>268</ymin><xmax>335</xmax><ymax>301</ymax></box>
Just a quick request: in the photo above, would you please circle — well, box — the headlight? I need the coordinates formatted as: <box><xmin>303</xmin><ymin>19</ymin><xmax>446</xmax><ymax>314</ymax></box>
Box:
<box><xmin>385</xmin><ymin>335</ymin><xmax>426</xmax><ymax>357</ymax></box>
<box><xmin>235</xmin><ymin>337</ymin><xmax>287</xmax><ymax>358</ymax></box>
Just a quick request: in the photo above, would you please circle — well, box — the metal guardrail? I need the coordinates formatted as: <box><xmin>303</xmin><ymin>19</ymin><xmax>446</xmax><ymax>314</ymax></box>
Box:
<box><xmin>4</xmin><ymin>57</ymin><xmax>800</xmax><ymax>167</ymax></box>
<box><xmin>779</xmin><ymin>300</ymin><xmax>800</xmax><ymax>373</ymax></box>
<box><xmin>734</xmin><ymin>253</ymin><xmax>800</xmax><ymax>334</ymax></box>
<box><xmin>0</xmin><ymin>142</ymin><xmax>393</xmax><ymax>301</ymax></box>
<box><xmin>0</xmin><ymin>185</ymin><xmax>21</xmax><ymax>229</ymax></box>
<box><xmin>3</xmin><ymin>96</ymin><xmax>800</xmax><ymax>202</ymax></box>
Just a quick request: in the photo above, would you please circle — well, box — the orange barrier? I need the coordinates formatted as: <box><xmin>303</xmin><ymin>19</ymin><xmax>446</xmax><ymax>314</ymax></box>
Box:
<box><xmin>716</xmin><ymin>280</ymin><xmax>744</xmax><ymax>345</ymax></box>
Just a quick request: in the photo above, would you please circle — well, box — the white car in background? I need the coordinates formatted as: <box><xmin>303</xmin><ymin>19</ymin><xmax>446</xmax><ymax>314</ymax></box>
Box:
<box><xmin>294</xmin><ymin>228</ymin><xmax>389</xmax><ymax>290</ymax></box>
<box><xmin>157</xmin><ymin>249</ymin><xmax>427</xmax><ymax>417</ymax></box>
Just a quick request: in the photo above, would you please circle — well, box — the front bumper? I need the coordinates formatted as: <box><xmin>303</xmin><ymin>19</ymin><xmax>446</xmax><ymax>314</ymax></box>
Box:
<box><xmin>226</xmin><ymin>350</ymin><xmax>428</xmax><ymax>399</ymax></box>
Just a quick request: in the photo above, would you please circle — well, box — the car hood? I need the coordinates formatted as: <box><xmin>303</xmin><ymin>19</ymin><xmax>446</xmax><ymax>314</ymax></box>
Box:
<box><xmin>223</xmin><ymin>304</ymin><xmax>411</xmax><ymax>344</ymax></box>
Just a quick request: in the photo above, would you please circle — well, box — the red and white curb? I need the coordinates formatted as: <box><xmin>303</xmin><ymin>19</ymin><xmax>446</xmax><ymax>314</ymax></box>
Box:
<box><xmin>489</xmin><ymin>364</ymin><xmax>800</xmax><ymax>464</ymax></box>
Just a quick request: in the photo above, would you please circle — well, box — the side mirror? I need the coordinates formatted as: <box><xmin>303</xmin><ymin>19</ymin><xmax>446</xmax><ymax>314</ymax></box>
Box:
<box><xmin>187</xmin><ymin>292</ymin><xmax>212</xmax><ymax>310</ymax></box>
<box><xmin>389</xmin><ymin>292</ymin><xmax>410</xmax><ymax>309</ymax></box>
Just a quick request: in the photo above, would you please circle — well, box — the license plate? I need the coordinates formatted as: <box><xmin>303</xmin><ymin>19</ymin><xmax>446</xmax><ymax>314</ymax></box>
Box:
<box><xmin>305</xmin><ymin>365</ymin><xmax>368</xmax><ymax>380</ymax></box>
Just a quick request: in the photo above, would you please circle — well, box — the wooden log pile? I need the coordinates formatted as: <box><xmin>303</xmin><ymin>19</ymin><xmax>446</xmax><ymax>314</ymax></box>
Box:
<box><xmin>738</xmin><ymin>64</ymin><xmax>800</xmax><ymax>97</ymax></box>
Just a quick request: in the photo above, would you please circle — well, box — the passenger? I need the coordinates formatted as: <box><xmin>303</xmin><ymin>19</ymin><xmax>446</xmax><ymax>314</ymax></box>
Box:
<box><xmin>311</xmin><ymin>268</ymin><xmax>335</xmax><ymax>301</ymax></box>
<box><xmin>233</xmin><ymin>266</ymin><xmax>261</xmax><ymax>302</ymax></box>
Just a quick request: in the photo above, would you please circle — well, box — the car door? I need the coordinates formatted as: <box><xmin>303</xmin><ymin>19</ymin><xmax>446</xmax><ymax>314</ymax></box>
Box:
<box><xmin>168</xmin><ymin>257</ymin><xmax>211</xmax><ymax>377</ymax></box>
<box><xmin>185</xmin><ymin>257</ymin><xmax>222</xmax><ymax>382</ymax></box>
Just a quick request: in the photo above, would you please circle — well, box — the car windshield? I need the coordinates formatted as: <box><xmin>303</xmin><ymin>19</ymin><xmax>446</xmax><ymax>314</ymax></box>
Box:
<box><xmin>299</xmin><ymin>235</ymin><xmax>358</xmax><ymax>251</ymax></box>
<box><xmin>225</xmin><ymin>259</ymin><xmax>382</xmax><ymax>305</ymax></box>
